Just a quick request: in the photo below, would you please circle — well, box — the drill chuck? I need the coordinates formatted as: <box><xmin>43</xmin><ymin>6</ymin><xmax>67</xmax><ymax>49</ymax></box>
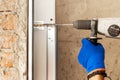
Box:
<box><xmin>73</xmin><ymin>20</ymin><xmax>91</xmax><ymax>29</ymax></box>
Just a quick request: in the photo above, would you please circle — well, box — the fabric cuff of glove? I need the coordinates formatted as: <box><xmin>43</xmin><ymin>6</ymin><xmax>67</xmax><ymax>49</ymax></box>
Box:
<box><xmin>87</xmin><ymin>63</ymin><xmax>105</xmax><ymax>73</ymax></box>
<box><xmin>87</xmin><ymin>68</ymin><xmax>106</xmax><ymax>80</ymax></box>
<box><xmin>88</xmin><ymin>68</ymin><xmax>106</xmax><ymax>75</ymax></box>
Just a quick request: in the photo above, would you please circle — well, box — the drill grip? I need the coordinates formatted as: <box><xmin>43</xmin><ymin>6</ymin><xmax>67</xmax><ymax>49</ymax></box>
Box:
<box><xmin>73</xmin><ymin>20</ymin><xmax>91</xmax><ymax>29</ymax></box>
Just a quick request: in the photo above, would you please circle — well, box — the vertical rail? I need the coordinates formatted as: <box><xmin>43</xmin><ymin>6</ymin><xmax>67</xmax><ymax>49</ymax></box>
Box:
<box><xmin>33</xmin><ymin>0</ymin><xmax>56</xmax><ymax>80</ymax></box>
<box><xmin>28</xmin><ymin>0</ymin><xmax>33</xmax><ymax>80</ymax></box>
<box><xmin>34</xmin><ymin>27</ymin><xmax>48</xmax><ymax>80</ymax></box>
<box><xmin>47</xmin><ymin>26</ymin><xmax>56</xmax><ymax>80</ymax></box>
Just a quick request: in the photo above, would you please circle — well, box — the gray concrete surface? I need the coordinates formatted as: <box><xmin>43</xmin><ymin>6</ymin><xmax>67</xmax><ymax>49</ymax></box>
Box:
<box><xmin>56</xmin><ymin>0</ymin><xmax>120</xmax><ymax>80</ymax></box>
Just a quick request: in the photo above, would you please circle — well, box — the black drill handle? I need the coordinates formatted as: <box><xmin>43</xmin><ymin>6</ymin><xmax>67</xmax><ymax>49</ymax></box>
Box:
<box><xmin>88</xmin><ymin>38</ymin><xmax>98</xmax><ymax>45</ymax></box>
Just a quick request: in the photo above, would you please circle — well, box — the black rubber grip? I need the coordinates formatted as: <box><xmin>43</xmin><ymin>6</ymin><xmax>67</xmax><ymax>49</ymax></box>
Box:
<box><xmin>73</xmin><ymin>20</ymin><xmax>91</xmax><ymax>29</ymax></box>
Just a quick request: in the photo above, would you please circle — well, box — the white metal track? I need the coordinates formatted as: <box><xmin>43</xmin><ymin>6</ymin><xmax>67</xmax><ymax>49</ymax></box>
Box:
<box><xmin>28</xmin><ymin>0</ymin><xmax>33</xmax><ymax>80</ymax></box>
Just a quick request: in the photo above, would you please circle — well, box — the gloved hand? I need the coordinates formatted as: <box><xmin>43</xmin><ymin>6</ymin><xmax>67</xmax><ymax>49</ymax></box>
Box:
<box><xmin>78</xmin><ymin>38</ymin><xmax>105</xmax><ymax>73</ymax></box>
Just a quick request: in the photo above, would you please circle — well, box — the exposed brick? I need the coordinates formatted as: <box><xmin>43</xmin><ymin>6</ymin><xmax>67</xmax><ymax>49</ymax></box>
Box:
<box><xmin>0</xmin><ymin>14</ymin><xmax>15</xmax><ymax>30</ymax></box>
<box><xmin>0</xmin><ymin>52</ymin><xmax>14</xmax><ymax>68</ymax></box>
<box><xmin>4</xmin><ymin>71</ymin><xmax>11</xmax><ymax>80</ymax></box>
<box><xmin>0</xmin><ymin>0</ymin><xmax>15</xmax><ymax>11</ymax></box>
<box><xmin>1</xmin><ymin>33</ymin><xmax>14</xmax><ymax>49</ymax></box>
<box><xmin>0</xmin><ymin>0</ymin><xmax>27</xmax><ymax>79</ymax></box>
<box><xmin>3</xmin><ymin>68</ymin><xmax>19</xmax><ymax>80</ymax></box>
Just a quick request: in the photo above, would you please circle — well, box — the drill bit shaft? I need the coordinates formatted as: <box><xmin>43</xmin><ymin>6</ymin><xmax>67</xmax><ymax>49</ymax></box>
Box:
<box><xmin>34</xmin><ymin>23</ymin><xmax>73</xmax><ymax>27</ymax></box>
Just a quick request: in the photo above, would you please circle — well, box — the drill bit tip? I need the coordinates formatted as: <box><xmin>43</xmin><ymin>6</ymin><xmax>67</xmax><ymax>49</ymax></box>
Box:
<box><xmin>55</xmin><ymin>24</ymin><xmax>73</xmax><ymax>26</ymax></box>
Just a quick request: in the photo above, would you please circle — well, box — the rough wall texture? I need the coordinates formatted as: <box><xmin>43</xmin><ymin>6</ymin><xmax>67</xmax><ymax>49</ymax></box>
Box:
<box><xmin>0</xmin><ymin>0</ymin><xmax>27</xmax><ymax>80</ymax></box>
<box><xmin>56</xmin><ymin>0</ymin><xmax>120</xmax><ymax>80</ymax></box>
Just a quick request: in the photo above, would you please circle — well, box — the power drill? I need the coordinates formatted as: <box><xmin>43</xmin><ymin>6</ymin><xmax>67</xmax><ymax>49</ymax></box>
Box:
<box><xmin>34</xmin><ymin>18</ymin><xmax>120</xmax><ymax>44</ymax></box>
<box><xmin>73</xmin><ymin>18</ymin><xmax>120</xmax><ymax>43</ymax></box>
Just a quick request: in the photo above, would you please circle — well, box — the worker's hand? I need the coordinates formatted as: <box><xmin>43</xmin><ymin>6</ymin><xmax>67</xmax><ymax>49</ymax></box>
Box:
<box><xmin>78</xmin><ymin>38</ymin><xmax>105</xmax><ymax>73</ymax></box>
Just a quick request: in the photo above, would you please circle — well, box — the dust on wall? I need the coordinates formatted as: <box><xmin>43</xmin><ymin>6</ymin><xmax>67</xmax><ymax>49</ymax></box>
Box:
<box><xmin>0</xmin><ymin>0</ymin><xmax>27</xmax><ymax>80</ymax></box>
<box><xmin>56</xmin><ymin>0</ymin><xmax>120</xmax><ymax>80</ymax></box>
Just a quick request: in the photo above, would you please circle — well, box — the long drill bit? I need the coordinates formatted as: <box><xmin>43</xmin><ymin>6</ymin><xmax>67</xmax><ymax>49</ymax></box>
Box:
<box><xmin>33</xmin><ymin>23</ymin><xmax>73</xmax><ymax>27</ymax></box>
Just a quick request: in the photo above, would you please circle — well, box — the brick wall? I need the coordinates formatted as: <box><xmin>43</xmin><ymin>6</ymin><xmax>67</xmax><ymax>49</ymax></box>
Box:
<box><xmin>0</xmin><ymin>0</ymin><xmax>27</xmax><ymax>80</ymax></box>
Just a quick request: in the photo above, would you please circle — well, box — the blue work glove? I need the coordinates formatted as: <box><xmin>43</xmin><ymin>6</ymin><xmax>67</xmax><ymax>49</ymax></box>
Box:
<box><xmin>78</xmin><ymin>38</ymin><xmax>105</xmax><ymax>73</ymax></box>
